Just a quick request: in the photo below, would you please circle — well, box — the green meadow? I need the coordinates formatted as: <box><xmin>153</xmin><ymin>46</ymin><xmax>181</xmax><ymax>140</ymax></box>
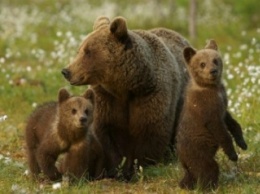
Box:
<box><xmin>0</xmin><ymin>0</ymin><xmax>259</xmax><ymax>193</ymax></box>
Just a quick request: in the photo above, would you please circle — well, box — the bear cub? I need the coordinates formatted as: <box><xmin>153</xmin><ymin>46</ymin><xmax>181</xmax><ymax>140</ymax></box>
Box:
<box><xmin>176</xmin><ymin>40</ymin><xmax>247</xmax><ymax>190</ymax></box>
<box><xmin>25</xmin><ymin>88</ymin><xmax>94</xmax><ymax>181</ymax></box>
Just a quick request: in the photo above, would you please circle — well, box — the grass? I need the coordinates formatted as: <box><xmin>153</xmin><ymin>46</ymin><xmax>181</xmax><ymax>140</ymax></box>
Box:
<box><xmin>0</xmin><ymin>0</ymin><xmax>259</xmax><ymax>193</ymax></box>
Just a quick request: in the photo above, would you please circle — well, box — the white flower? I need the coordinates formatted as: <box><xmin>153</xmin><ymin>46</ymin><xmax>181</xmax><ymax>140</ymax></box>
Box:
<box><xmin>26</xmin><ymin>66</ymin><xmax>32</xmax><ymax>72</ymax></box>
<box><xmin>24</xmin><ymin>170</ymin><xmax>29</xmax><ymax>176</ymax></box>
<box><xmin>52</xmin><ymin>182</ymin><xmax>62</xmax><ymax>190</ymax></box>
<box><xmin>56</xmin><ymin>31</ymin><xmax>62</xmax><ymax>37</ymax></box>
<box><xmin>0</xmin><ymin>57</ymin><xmax>5</xmax><ymax>63</ymax></box>
<box><xmin>32</xmin><ymin>103</ymin><xmax>37</xmax><ymax>108</ymax></box>
<box><xmin>0</xmin><ymin>115</ymin><xmax>8</xmax><ymax>122</ymax></box>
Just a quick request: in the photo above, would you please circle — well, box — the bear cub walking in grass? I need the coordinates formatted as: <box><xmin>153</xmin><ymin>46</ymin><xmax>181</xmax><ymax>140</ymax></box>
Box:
<box><xmin>25</xmin><ymin>88</ymin><xmax>94</xmax><ymax>181</ymax></box>
<box><xmin>176</xmin><ymin>40</ymin><xmax>247</xmax><ymax>190</ymax></box>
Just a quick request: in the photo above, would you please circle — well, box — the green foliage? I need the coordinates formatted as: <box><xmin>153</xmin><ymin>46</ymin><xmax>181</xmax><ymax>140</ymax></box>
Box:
<box><xmin>0</xmin><ymin>0</ymin><xmax>259</xmax><ymax>193</ymax></box>
<box><xmin>224</xmin><ymin>0</ymin><xmax>260</xmax><ymax>29</ymax></box>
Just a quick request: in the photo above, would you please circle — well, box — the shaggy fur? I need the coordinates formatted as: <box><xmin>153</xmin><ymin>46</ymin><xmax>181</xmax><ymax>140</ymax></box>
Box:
<box><xmin>62</xmin><ymin>16</ymin><xmax>190</xmax><ymax>180</ymax></box>
<box><xmin>176</xmin><ymin>40</ymin><xmax>247</xmax><ymax>190</ymax></box>
<box><xmin>25</xmin><ymin>88</ymin><xmax>94</xmax><ymax>181</ymax></box>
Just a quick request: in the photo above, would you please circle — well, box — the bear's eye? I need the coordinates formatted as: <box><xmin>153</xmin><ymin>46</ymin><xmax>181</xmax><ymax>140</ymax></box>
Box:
<box><xmin>200</xmin><ymin>62</ymin><xmax>206</xmax><ymax>68</ymax></box>
<box><xmin>84</xmin><ymin>48</ymin><xmax>91</xmax><ymax>57</ymax></box>
<box><xmin>72</xmin><ymin>108</ymin><xmax>77</xmax><ymax>115</ymax></box>
<box><xmin>213</xmin><ymin>59</ymin><xmax>218</xmax><ymax>65</ymax></box>
<box><xmin>84</xmin><ymin>109</ymin><xmax>89</xmax><ymax>115</ymax></box>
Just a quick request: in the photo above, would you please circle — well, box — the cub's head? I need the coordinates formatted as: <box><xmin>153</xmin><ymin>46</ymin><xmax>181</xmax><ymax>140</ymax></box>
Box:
<box><xmin>183</xmin><ymin>40</ymin><xmax>223</xmax><ymax>87</ymax></box>
<box><xmin>61</xmin><ymin>16</ymin><xmax>132</xmax><ymax>86</ymax></box>
<box><xmin>58</xmin><ymin>88</ymin><xmax>94</xmax><ymax>134</ymax></box>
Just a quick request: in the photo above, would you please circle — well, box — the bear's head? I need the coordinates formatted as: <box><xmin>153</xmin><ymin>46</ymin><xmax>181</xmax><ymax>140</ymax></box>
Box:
<box><xmin>61</xmin><ymin>16</ymin><xmax>132</xmax><ymax>88</ymax></box>
<box><xmin>183</xmin><ymin>40</ymin><xmax>223</xmax><ymax>87</ymax></box>
<box><xmin>57</xmin><ymin>88</ymin><xmax>94</xmax><ymax>141</ymax></box>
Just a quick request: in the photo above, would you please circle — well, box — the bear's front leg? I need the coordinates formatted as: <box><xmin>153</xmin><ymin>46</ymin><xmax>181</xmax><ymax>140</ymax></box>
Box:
<box><xmin>225</xmin><ymin>111</ymin><xmax>247</xmax><ymax>150</ymax></box>
<box><xmin>209</xmin><ymin>119</ymin><xmax>238</xmax><ymax>161</ymax></box>
<box><xmin>37</xmin><ymin>144</ymin><xmax>62</xmax><ymax>181</ymax></box>
<box><xmin>27</xmin><ymin>148</ymin><xmax>41</xmax><ymax>179</ymax></box>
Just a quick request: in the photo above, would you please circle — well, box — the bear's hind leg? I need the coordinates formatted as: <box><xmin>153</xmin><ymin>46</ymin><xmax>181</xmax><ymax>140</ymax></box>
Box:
<box><xmin>179</xmin><ymin>163</ymin><xmax>196</xmax><ymax>190</ymax></box>
<box><xmin>179</xmin><ymin>171</ymin><xmax>196</xmax><ymax>190</ymax></box>
<box><xmin>197</xmin><ymin>159</ymin><xmax>219</xmax><ymax>190</ymax></box>
<box><xmin>27</xmin><ymin>148</ymin><xmax>41</xmax><ymax>179</ymax></box>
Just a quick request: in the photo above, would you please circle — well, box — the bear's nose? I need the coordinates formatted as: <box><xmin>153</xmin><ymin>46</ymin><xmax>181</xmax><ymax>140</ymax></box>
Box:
<box><xmin>61</xmin><ymin>68</ymin><xmax>71</xmax><ymax>79</ymax></box>
<box><xmin>80</xmin><ymin>116</ymin><xmax>87</xmax><ymax>123</ymax></box>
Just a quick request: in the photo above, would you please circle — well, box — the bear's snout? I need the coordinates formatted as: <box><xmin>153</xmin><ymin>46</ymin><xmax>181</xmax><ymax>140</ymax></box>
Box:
<box><xmin>80</xmin><ymin>116</ymin><xmax>87</xmax><ymax>124</ymax></box>
<box><xmin>61</xmin><ymin>68</ymin><xmax>71</xmax><ymax>80</ymax></box>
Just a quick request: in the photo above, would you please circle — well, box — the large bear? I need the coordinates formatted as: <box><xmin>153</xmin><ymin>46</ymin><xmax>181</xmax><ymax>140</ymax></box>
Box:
<box><xmin>176</xmin><ymin>40</ymin><xmax>247</xmax><ymax>190</ymax></box>
<box><xmin>62</xmin><ymin>16</ymin><xmax>190</xmax><ymax>179</ymax></box>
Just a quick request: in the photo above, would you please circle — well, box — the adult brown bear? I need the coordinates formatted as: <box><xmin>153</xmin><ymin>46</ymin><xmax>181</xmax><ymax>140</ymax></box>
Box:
<box><xmin>62</xmin><ymin>16</ymin><xmax>189</xmax><ymax>180</ymax></box>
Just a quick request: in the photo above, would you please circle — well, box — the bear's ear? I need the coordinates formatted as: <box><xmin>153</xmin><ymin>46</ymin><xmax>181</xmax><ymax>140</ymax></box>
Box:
<box><xmin>58</xmin><ymin>88</ymin><xmax>70</xmax><ymax>103</ymax></box>
<box><xmin>82</xmin><ymin>89</ymin><xmax>95</xmax><ymax>104</ymax></box>
<box><xmin>93</xmin><ymin>16</ymin><xmax>110</xmax><ymax>30</ymax></box>
<box><xmin>110</xmin><ymin>16</ymin><xmax>128</xmax><ymax>43</ymax></box>
<box><xmin>183</xmin><ymin>47</ymin><xmax>196</xmax><ymax>64</ymax></box>
<box><xmin>205</xmin><ymin>39</ymin><xmax>218</xmax><ymax>51</ymax></box>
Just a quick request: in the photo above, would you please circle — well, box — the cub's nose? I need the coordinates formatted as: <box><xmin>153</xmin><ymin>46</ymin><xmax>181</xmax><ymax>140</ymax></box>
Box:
<box><xmin>61</xmin><ymin>68</ymin><xmax>71</xmax><ymax>80</ymax></box>
<box><xmin>80</xmin><ymin>116</ymin><xmax>87</xmax><ymax>124</ymax></box>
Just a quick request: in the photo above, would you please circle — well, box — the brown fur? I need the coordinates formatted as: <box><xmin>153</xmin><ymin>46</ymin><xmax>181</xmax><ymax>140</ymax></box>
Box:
<box><xmin>176</xmin><ymin>40</ymin><xmax>246</xmax><ymax>190</ymax></box>
<box><xmin>25</xmin><ymin>88</ymin><xmax>94</xmax><ymax>181</ymax></box>
<box><xmin>62</xmin><ymin>16</ymin><xmax>190</xmax><ymax>180</ymax></box>
<box><xmin>61</xmin><ymin>125</ymin><xmax>104</xmax><ymax>181</ymax></box>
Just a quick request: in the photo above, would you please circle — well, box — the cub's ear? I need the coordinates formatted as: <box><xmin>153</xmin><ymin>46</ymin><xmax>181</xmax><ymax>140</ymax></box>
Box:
<box><xmin>205</xmin><ymin>39</ymin><xmax>218</xmax><ymax>50</ymax></box>
<box><xmin>183</xmin><ymin>47</ymin><xmax>196</xmax><ymax>64</ymax></box>
<box><xmin>82</xmin><ymin>88</ymin><xmax>95</xmax><ymax>104</ymax></box>
<box><xmin>93</xmin><ymin>16</ymin><xmax>110</xmax><ymax>30</ymax></box>
<box><xmin>58</xmin><ymin>88</ymin><xmax>70</xmax><ymax>103</ymax></box>
<box><xmin>110</xmin><ymin>16</ymin><xmax>128</xmax><ymax>42</ymax></box>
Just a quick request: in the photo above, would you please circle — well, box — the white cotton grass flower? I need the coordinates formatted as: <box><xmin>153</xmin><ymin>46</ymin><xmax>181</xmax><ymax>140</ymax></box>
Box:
<box><xmin>0</xmin><ymin>115</ymin><xmax>8</xmax><ymax>122</ymax></box>
<box><xmin>56</xmin><ymin>31</ymin><xmax>62</xmax><ymax>37</ymax></box>
<box><xmin>24</xmin><ymin>169</ymin><xmax>30</xmax><ymax>176</ymax></box>
<box><xmin>251</xmin><ymin>37</ymin><xmax>257</xmax><ymax>45</ymax></box>
<box><xmin>227</xmin><ymin>73</ymin><xmax>234</xmax><ymax>80</ymax></box>
<box><xmin>0</xmin><ymin>57</ymin><xmax>5</xmax><ymax>63</ymax></box>
<box><xmin>52</xmin><ymin>182</ymin><xmax>62</xmax><ymax>190</ymax></box>
<box><xmin>32</xmin><ymin>102</ymin><xmax>37</xmax><ymax>108</ymax></box>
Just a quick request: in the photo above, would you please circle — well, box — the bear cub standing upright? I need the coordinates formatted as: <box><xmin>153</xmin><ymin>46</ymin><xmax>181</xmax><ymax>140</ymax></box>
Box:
<box><xmin>176</xmin><ymin>40</ymin><xmax>247</xmax><ymax>190</ymax></box>
<box><xmin>25</xmin><ymin>88</ymin><xmax>94</xmax><ymax>181</ymax></box>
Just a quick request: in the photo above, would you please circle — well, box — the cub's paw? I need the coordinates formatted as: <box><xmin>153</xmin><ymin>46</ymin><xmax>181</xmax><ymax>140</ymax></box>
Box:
<box><xmin>48</xmin><ymin>171</ymin><xmax>62</xmax><ymax>182</ymax></box>
<box><xmin>228</xmin><ymin>152</ymin><xmax>238</xmax><ymax>162</ymax></box>
<box><xmin>236</xmin><ymin>139</ymin><xmax>248</xmax><ymax>150</ymax></box>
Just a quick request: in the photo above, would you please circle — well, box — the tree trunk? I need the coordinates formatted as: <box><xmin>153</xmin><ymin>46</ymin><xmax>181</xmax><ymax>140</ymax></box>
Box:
<box><xmin>189</xmin><ymin>0</ymin><xmax>197</xmax><ymax>41</ymax></box>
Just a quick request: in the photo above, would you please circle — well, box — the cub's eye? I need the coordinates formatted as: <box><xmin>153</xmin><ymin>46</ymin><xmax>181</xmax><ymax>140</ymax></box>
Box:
<box><xmin>213</xmin><ymin>59</ymin><xmax>218</xmax><ymax>65</ymax></box>
<box><xmin>84</xmin><ymin>109</ymin><xmax>89</xmax><ymax>115</ymax></box>
<box><xmin>71</xmin><ymin>108</ymin><xmax>77</xmax><ymax>115</ymax></box>
<box><xmin>84</xmin><ymin>48</ymin><xmax>91</xmax><ymax>56</ymax></box>
<box><xmin>200</xmin><ymin>62</ymin><xmax>206</xmax><ymax>68</ymax></box>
